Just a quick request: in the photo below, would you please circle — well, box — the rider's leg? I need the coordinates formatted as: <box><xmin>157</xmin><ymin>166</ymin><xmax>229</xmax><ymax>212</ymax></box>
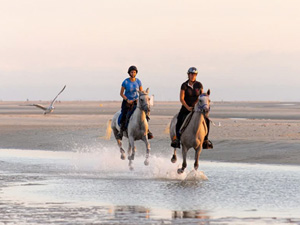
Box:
<box><xmin>146</xmin><ymin>114</ymin><xmax>153</xmax><ymax>139</ymax></box>
<box><xmin>125</xmin><ymin>102</ymin><xmax>136</xmax><ymax>129</ymax></box>
<box><xmin>171</xmin><ymin>106</ymin><xmax>189</xmax><ymax>148</ymax></box>
<box><xmin>204</xmin><ymin>117</ymin><xmax>210</xmax><ymax>141</ymax></box>
<box><xmin>203</xmin><ymin>116</ymin><xmax>213</xmax><ymax>149</ymax></box>
<box><xmin>116</xmin><ymin>100</ymin><xmax>128</xmax><ymax>140</ymax></box>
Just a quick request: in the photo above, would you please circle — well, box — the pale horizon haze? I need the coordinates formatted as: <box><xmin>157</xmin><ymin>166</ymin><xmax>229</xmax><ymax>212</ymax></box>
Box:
<box><xmin>1</xmin><ymin>0</ymin><xmax>300</xmax><ymax>102</ymax></box>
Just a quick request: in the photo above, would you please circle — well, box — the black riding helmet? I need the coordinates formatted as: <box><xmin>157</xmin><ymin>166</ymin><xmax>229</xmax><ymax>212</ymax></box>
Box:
<box><xmin>187</xmin><ymin>67</ymin><xmax>198</xmax><ymax>74</ymax></box>
<box><xmin>128</xmin><ymin>65</ymin><xmax>138</xmax><ymax>74</ymax></box>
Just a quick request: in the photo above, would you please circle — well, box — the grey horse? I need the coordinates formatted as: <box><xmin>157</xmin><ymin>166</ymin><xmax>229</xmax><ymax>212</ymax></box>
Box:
<box><xmin>108</xmin><ymin>88</ymin><xmax>151</xmax><ymax>169</ymax></box>
<box><xmin>170</xmin><ymin>89</ymin><xmax>211</xmax><ymax>174</ymax></box>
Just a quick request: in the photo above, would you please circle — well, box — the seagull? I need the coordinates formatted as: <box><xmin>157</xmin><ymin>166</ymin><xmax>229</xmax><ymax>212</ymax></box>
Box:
<box><xmin>29</xmin><ymin>85</ymin><xmax>66</xmax><ymax>114</ymax></box>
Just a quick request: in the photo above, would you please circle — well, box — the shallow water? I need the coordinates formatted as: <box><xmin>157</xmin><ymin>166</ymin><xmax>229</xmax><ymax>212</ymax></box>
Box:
<box><xmin>1</xmin><ymin>148</ymin><xmax>300</xmax><ymax>225</ymax></box>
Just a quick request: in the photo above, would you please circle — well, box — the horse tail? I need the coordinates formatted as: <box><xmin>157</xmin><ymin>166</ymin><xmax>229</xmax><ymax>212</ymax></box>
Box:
<box><xmin>101</xmin><ymin>119</ymin><xmax>112</xmax><ymax>140</ymax></box>
<box><xmin>164</xmin><ymin>122</ymin><xmax>170</xmax><ymax>134</ymax></box>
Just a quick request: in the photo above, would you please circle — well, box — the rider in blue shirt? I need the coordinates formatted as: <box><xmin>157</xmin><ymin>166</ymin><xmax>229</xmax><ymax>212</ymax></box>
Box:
<box><xmin>116</xmin><ymin>65</ymin><xmax>153</xmax><ymax>140</ymax></box>
<box><xmin>122</xmin><ymin>77</ymin><xmax>142</xmax><ymax>101</ymax></box>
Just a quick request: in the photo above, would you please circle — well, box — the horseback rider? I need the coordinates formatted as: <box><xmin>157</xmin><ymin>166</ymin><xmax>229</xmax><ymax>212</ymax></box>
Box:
<box><xmin>171</xmin><ymin>67</ymin><xmax>213</xmax><ymax>149</ymax></box>
<box><xmin>116</xmin><ymin>65</ymin><xmax>153</xmax><ymax>140</ymax></box>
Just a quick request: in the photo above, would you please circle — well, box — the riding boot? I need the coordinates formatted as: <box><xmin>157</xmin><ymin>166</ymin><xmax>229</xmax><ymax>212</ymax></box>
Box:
<box><xmin>203</xmin><ymin>139</ymin><xmax>213</xmax><ymax>149</ymax></box>
<box><xmin>116</xmin><ymin>122</ymin><xmax>126</xmax><ymax>140</ymax></box>
<box><xmin>147</xmin><ymin>129</ymin><xmax>153</xmax><ymax>139</ymax></box>
<box><xmin>171</xmin><ymin>132</ymin><xmax>181</xmax><ymax>149</ymax></box>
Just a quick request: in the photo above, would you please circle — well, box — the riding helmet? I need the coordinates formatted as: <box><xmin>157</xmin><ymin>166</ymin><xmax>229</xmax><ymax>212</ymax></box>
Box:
<box><xmin>128</xmin><ymin>65</ymin><xmax>138</xmax><ymax>74</ymax></box>
<box><xmin>187</xmin><ymin>67</ymin><xmax>198</xmax><ymax>74</ymax></box>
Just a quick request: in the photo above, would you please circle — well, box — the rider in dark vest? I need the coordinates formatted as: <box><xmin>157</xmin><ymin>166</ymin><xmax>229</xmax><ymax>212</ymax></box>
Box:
<box><xmin>116</xmin><ymin>65</ymin><xmax>153</xmax><ymax>140</ymax></box>
<box><xmin>171</xmin><ymin>67</ymin><xmax>213</xmax><ymax>149</ymax></box>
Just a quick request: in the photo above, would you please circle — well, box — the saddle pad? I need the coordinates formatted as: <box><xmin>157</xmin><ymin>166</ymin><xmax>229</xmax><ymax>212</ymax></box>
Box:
<box><xmin>117</xmin><ymin>113</ymin><xmax>122</xmax><ymax>126</ymax></box>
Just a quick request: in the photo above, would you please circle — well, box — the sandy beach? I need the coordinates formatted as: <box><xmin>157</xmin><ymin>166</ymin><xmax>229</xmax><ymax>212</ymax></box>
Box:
<box><xmin>1</xmin><ymin>101</ymin><xmax>300</xmax><ymax>225</ymax></box>
<box><xmin>1</xmin><ymin>100</ymin><xmax>300</xmax><ymax>165</ymax></box>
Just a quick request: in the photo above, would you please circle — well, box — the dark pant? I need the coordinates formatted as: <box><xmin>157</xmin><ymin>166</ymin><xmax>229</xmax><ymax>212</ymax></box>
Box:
<box><xmin>120</xmin><ymin>100</ymin><xmax>137</xmax><ymax>130</ymax></box>
<box><xmin>176</xmin><ymin>106</ymin><xmax>190</xmax><ymax>139</ymax></box>
<box><xmin>175</xmin><ymin>106</ymin><xmax>210</xmax><ymax>140</ymax></box>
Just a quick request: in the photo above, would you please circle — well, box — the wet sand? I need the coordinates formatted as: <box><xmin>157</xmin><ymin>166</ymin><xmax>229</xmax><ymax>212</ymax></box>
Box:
<box><xmin>1</xmin><ymin>100</ymin><xmax>300</xmax><ymax>165</ymax></box>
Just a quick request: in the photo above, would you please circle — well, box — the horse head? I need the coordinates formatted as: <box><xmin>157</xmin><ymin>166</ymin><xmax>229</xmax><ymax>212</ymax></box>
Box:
<box><xmin>138</xmin><ymin>88</ymin><xmax>151</xmax><ymax>114</ymax></box>
<box><xmin>195</xmin><ymin>89</ymin><xmax>211</xmax><ymax>116</ymax></box>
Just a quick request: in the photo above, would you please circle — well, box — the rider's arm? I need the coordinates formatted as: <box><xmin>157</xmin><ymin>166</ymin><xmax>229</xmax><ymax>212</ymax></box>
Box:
<box><xmin>139</xmin><ymin>86</ymin><xmax>143</xmax><ymax>91</ymax></box>
<box><xmin>180</xmin><ymin>89</ymin><xmax>193</xmax><ymax>111</ymax></box>
<box><xmin>120</xmin><ymin>86</ymin><xmax>128</xmax><ymax>102</ymax></box>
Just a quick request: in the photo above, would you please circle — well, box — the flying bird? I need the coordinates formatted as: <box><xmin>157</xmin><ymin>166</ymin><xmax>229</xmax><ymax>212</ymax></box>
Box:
<box><xmin>29</xmin><ymin>85</ymin><xmax>66</xmax><ymax>114</ymax></box>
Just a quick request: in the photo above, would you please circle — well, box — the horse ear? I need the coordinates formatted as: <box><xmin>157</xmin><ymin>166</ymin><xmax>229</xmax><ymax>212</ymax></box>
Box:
<box><xmin>207</xmin><ymin>89</ymin><xmax>210</xmax><ymax>95</ymax></box>
<box><xmin>146</xmin><ymin>88</ymin><xmax>149</xmax><ymax>94</ymax></box>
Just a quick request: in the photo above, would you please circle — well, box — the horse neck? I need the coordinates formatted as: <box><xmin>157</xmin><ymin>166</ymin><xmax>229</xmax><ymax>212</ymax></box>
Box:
<box><xmin>191</xmin><ymin>111</ymin><xmax>205</xmax><ymax>133</ymax></box>
<box><xmin>134</xmin><ymin>102</ymin><xmax>146</xmax><ymax>123</ymax></box>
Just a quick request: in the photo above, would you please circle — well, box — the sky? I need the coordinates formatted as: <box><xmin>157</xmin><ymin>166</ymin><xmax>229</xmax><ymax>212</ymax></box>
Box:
<box><xmin>1</xmin><ymin>0</ymin><xmax>300</xmax><ymax>101</ymax></box>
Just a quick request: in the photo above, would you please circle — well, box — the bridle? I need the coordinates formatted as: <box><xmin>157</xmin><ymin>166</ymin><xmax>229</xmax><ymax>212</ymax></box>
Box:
<box><xmin>194</xmin><ymin>94</ymin><xmax>210</xmax><ymax>113</ymax></box>
<box><xmin>138</xmin><ymin>92</ymin><xmax>150</xmax><ymax>113</ymax></box>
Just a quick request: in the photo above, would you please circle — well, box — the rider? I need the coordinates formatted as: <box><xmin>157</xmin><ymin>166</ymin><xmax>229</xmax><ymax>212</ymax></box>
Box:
<box><xmin>170</xmin><ymin>67</ymin><xmax>213</xmax><ymax>149</ymax></box>
<box><xmin>116</xmin><ymin>65</ymin><xmax>153</xmax><ymax>140</ymax></box>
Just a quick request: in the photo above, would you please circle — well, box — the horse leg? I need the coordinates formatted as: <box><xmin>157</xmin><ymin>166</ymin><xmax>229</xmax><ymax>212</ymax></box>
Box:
<box><xmin>194</xmin><ymin>144</ymin><xmax>203</xmax><ymax>171</ymax></box>
<box><xmin>128</xmin><ymin>136</ymin><xmax>135</xmax><ymax>161</ymax></box>
<box><xmin>127</xmin><ymin>142</ymin><xmax>134</xmax><ymax>171</ymax></box>
<box><xmin>118</xmin><ymin>139</ymin><xmax>126</xmax><ymax>160</ymax></box>
<box><xmin>127</xmin><ymin>141</ymin><xmax>132</xmax><ymax>160</ymax></box>
<box><xmin>177</xmin><ymin>145</ymin><xmax>187</xmax><ymax>174</ymax></box>
<box><xmin>128</xmin><ymin>136</ymin><xmax>135</xmax><ymax>170</ymax></box>
<box><xmin>113</xmin><ymin>128</ymin><xmax>125</xmax><ymax>160</ymax></box>
<box><xmin>171</xmin><ymin>148</ymin><xmax>177</xmax><ymax>163</ymax></box>
<box><xmin>142</xmin><ymin>136</ymin><xmax>150</xmax><ymax>166</ymax></box>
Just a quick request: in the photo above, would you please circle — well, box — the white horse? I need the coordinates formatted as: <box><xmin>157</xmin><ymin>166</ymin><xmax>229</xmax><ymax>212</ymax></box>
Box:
<box><xmin>109</xmin><ymin>88</ymin><xmax>151</xmax><ymax>169</ymax></box>
<box><xmin>170</xmin><ymin>89</ymin><xmax>211</xmax><ymax>174</ymax></box>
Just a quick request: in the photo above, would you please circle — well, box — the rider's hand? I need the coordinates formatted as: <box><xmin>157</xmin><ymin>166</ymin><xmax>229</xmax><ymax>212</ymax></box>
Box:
<box><xmin>187</xmin><ymin>106</ymin><xmax>193</xmax><ymax>111</ymax></box>
<box><xmin>127</xmin><ymin>99</ymin><xmax>134</xmax><ymax>104</ymax></box>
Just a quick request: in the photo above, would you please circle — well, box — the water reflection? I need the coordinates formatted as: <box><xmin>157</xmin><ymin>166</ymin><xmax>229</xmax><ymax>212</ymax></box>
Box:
<box><xmin>108</xmin><ymin>205</ymin><xmax>211</xmax><ymax>222</ymax></box>
<box><xmin>112</xmin><ymin>205</ymin><xmax>150</xmax><ymax>219</ymax></box>
<box><xmin>172</xmin><ymin>210</ymin><xmax>210</xmax><ymax>219</ymax></box>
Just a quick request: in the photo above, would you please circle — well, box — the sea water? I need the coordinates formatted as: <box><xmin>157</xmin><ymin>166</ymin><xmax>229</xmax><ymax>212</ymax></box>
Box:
<box><xmin>1</xmin><ymin>148</ymin><xmax>300</xmax><ymax>225</ymax></box>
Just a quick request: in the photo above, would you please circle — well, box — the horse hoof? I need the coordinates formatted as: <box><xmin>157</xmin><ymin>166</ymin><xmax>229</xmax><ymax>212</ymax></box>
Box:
<box><xmin>171</xmin><ymin>155</ymin><xmax>177</xmax><ymax>163</ymax></box>
<box><xmin>177</xmin><ymin>168</ymin><xmax>184</xmax><ymax>174</ymax></box>
<box><xmin>144</xmin><ymin>159</ymin><xmax>149</xmax><ymax>166</ymax></box>
<box><xmin>121</xmin><ymin>154</ymin><xmax>125</xmax><ymax>160</ymax></box>
<box><xmin>129</xmin><ymin>166</ymin><xmax>134</xmax><ymax>171</ymax></box>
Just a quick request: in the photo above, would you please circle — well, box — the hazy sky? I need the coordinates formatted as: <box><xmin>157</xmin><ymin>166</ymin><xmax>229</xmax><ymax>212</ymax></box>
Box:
<box><xmin>1</xmin><ymin>0</ymin><xmax>300</xmax><ymax>101</ymax></box>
